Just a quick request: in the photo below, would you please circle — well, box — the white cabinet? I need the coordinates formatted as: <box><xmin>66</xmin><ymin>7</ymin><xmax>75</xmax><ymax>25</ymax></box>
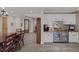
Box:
<box><xmin>69</xmin><ymin>32</ymin><xmax>78</xmax><ymax>43</ymax></box>
<box><xmin>46</xmin><ymin>14</ymin><xmax>63</xmax><ymax>21</ymax></box>
<box><xmin>45</xmin><ymin>14</ymin><xmax>76</xmax><ymax>25</ymax></box>
<box><xmin>44</xmin><ymin>32</ymin><xmax>53</xmax><ymax>42</ymax></box>
<box><xmin>63</xmin><ymin>14</ymin><xmax>76</xmax><ymax>24</ymax></box>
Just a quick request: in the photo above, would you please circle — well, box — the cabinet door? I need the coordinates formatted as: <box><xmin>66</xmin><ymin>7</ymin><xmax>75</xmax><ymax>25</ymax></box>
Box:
<box><xmin>69</xmin><ymin>32</ymin><xmax>78</xmax><ymax>42</ymax></box>
<box><xmin>44</xmin><ymin>32</ymin><xmax>53</xmax><ymax>42</ymax></box>
<box><xmin>47</xmin><ymin>32</ymin><xmax>53</xmax><ymax>42</ymax></box>
<box><xmin>44</xmin><ymin>33</ymin><xmax>49</xmax><ymax>42</ymax></box>
<box><xmin>63</xmin><ymin>14</ymin><xmax>76</xmax><ymax>24</ymax></box>
<box><xmin>77</xmin><ymin>32</ymin><xmax>79</xmax><ymax>43</ymax></box>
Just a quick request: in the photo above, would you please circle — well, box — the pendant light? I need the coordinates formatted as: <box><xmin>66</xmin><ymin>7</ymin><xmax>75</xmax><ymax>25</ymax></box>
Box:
<box><xmin>0</xmin><ymin>7</ymin><xmax>8</xmax><ymax>17</ymax></box>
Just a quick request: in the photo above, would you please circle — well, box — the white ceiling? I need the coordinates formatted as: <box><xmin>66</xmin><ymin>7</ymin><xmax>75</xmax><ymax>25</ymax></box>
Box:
<box><xmin>0</xmin><ymin>7</ymin><xmax>79</xmax><ymax>17</ymax></box>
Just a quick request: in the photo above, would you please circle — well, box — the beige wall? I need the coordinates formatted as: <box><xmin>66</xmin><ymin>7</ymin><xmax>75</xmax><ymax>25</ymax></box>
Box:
<box><xmin>7</xmin><ymin>16</ymin><xmax>22</xmax><ymax>33</ymax></box>
<box><xmin>0</xmin><ymin>16</ymin><xmax>21</xmax><ymax>35</ymax></box>
<box><xmin>76</xmin><ymin>11</ymin><xmax>79</xmax><ymax>31</ymax></box>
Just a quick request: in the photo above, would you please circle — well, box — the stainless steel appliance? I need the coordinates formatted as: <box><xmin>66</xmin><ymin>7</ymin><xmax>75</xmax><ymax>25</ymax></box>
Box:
<box><xmin>53</xmin><ymin>32</ymin><xmax>61</xmax><ymax>42</ymax></box>
<box><xmin>53</xmin><ymin>32</ymin><xmax>68</xmax><ymax>43</ymax></box>
<box><xmin>69</xmin><ymin>25</ymin><xmax>75</xmax><ymax>31</ymax></box>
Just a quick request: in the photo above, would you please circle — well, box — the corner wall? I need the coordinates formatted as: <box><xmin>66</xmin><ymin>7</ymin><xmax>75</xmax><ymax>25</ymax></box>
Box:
<box><xmin>76</xmin><ymin>11</ymin><xmax>79</xmax><ymax>31</ymax></box>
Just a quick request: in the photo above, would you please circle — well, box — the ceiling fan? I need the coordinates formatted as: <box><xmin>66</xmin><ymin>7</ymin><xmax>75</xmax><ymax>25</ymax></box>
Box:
<box><xmin>0</xmin><ymin>7</ymin><xmax>8</xmax><ymax>17</ymax></box>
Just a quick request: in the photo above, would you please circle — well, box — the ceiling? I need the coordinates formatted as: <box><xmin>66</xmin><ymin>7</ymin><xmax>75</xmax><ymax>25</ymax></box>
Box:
<box><xmin>0</xmin><ymin>7</ymin><xmax>79</xmax><ymax>17</ymax></box>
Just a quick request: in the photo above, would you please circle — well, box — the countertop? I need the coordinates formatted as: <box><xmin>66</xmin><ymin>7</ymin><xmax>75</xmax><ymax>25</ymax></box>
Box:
<box><xmin>44</xmin><ymin>31</ymin><xmax>79</xmax><ymax>32</ymax></box>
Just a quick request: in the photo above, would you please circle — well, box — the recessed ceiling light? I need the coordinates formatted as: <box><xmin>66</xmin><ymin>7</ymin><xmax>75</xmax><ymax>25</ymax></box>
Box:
<box><xmin>11</xmin><ymin>11</ymin><xmax>14</xmax><ymax>13</ymax></box>
<box><xmin>30</xmin><ymin>11</ymin><xmax>32</xmax><ymax>13</ymax></box>
<box><xmin>13</xmin><ymin>14</ymin><xmax>16</xmax><ymax>16</ymax></box>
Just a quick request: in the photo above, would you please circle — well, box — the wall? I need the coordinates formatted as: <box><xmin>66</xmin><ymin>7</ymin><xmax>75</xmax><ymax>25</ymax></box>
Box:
<box><xmin>15</xmin><ymin>17</ymin><xmax>21</xmax><ymax>30</ymax></box>
<box><xmin>29</xmin><ymin>18</ymin><xmax>36</xmax><ymax>33</ymax></box>
<box><xmin>0</xmin><ymin>16</ymin><xmax>22</xmax><ymax>42</ymax></box>
<box><xmin>8</xmin><ymin>16</ymin><xmax>15</xmax><ymax>33</ymax></box>
<box><xmin>41</xmin><ymin>15</ymin><xmax>46</xmax><ymax>44</ymax></box>
<box><xmin>0</xmin><ymin>16</ymin><xmax>21</xmax><ymax>34</ymax></box>
<box><xmin>20</xmin><ymin>18</ymin><xmax>24</xmax><ymax>30</ymax></box>
<box><xmin>76</xmin><ymin>11</ymin><xmax>79</xmax><ymax>31</ymax></box>
<box><xmin>24</xmin><ymin>14</ymin><xmax>44</xmax><ymax>44</ymax></box>
<box><xmin>29</xmin><ymin>18</ymin><xmax>33</xmax><ymax>32</ymax></box>
<box><xmin>7</xmin><ymin>16</ymin><xmax>21</xmax><ymax>33</ymax></box>
<box><xmin>25</xmin><ymin>14</ymin><xmax>42</xmax><ymax>33</ymax></box>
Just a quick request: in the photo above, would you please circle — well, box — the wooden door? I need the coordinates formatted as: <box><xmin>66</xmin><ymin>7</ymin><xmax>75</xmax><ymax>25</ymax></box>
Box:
<box><xmin>2</xmin><ymin>16</ymin><xmax>8</xmax><ymax>38</ymax></box>
<box><xmin>36</xmin><ymin>17</ymin><xmax>41</xmax><ymax>44</ymax></box>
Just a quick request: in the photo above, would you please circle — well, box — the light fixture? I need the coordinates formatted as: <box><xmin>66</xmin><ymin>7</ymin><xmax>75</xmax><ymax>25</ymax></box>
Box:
<box><xmin>2</xmin><ymin>7</ymin><xmax>5</xmax><ymax>10</ymax></box>
<box><xmin>0</xmin><ymin>7</ymin><xmax>8</xmax><ymax>17</ymax></box>
<box><xmin>29</xmin><ymin>10</ymin><xmax>32</xmax><ymax>13</ymax></box>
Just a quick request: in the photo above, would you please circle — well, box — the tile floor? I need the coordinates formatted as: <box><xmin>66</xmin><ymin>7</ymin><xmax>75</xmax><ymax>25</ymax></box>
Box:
<box><xmin>18</xmin><ymin>33</ymin><xmax>79</xmax><ymax>52</ymax></box>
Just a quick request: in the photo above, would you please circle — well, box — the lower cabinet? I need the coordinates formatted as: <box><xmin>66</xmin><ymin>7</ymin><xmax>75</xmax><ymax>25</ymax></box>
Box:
<box><xmin>44</xmin><ymin>32</ymin><xmax>53</xmax><ymax>42</ymax></box>
<box><xmin>44</xmin><ymin>32</ymin><xmax>79</xmax><ymax>43</ymax></box>
<box><xmin>69</xmin><ymin>32</ymin><xmax>79</xmax><ymax>43</ymax></box>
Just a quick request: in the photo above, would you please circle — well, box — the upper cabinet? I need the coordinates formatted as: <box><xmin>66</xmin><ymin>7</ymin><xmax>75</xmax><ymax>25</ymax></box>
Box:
<box><xmin>45</xmin><ymin>14</ymin><xmax>76</xmax><ymax>25</ymax></box>
<box><xmin>63</xmin><ymin>14</ymin><xmax>76</xmax><ymax>25</ymax></box>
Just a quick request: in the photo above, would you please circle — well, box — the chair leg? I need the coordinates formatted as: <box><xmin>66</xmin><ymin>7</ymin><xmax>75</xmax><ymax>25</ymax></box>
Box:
<box><xmin>22</xmin><ymin>39</ymin><xmax>24</xmax><ymax>46</ymax></box>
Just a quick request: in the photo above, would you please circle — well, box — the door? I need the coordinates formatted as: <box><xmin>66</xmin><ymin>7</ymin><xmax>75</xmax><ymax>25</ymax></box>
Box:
<box><xmin>36</xmin><ymin>17</ymin><xmax>41</xmax><ymax>44</ymax></box>
<box><xmin>24</xmin><ymin>19</ymin><xmax>29</xmax><ymax>33</ymax></box>
<box><xmin>44</xmin><ymin>32</ymin><xmax>53</xmax><ymax>42</ymax></box>
<box><xmin>2</xmin><ymin>16</ymin><xmax>8</xmax><ymax>39</ymax></box>
<box><xmin>60</xmin><ymin>32</ymin><xmax>68</xmax><ymax>43</ymax></box>
<box><xmin>69</xmin><ymin>32</ymin><xmax>78</xmax><ymax>43</ymax></box>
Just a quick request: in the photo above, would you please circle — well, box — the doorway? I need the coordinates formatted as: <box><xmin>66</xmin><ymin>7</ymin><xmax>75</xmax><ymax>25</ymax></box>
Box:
<box><xmin>23</xmin><ymin>17</ymin><xmax>41</xmax><ymax>44</ymax></box>
<box><xmin>24</xmin><ymin>18</ymin><xmax>36</xmax><ymax>45</ymax></box>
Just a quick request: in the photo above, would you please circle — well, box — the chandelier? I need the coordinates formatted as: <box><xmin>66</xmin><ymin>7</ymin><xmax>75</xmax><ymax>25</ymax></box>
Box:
<box><xmin>0</xmin><ymin>7</ymin><xmax>8</xmax><ymax>17</ymax></box>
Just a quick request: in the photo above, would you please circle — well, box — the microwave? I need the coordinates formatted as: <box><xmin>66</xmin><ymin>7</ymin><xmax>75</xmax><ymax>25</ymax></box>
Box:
<box><xmin>69</xmin><ymin>25</ymin><xmax>75</xmax><ymax>31</ymax></box>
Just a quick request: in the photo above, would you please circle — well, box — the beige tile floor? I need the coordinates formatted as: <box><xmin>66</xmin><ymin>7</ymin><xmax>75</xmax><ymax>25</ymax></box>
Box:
<box><xmin>18</xmin><ymin>33</ymin><xmax>79</xmax><ymax>52</ymax></box>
